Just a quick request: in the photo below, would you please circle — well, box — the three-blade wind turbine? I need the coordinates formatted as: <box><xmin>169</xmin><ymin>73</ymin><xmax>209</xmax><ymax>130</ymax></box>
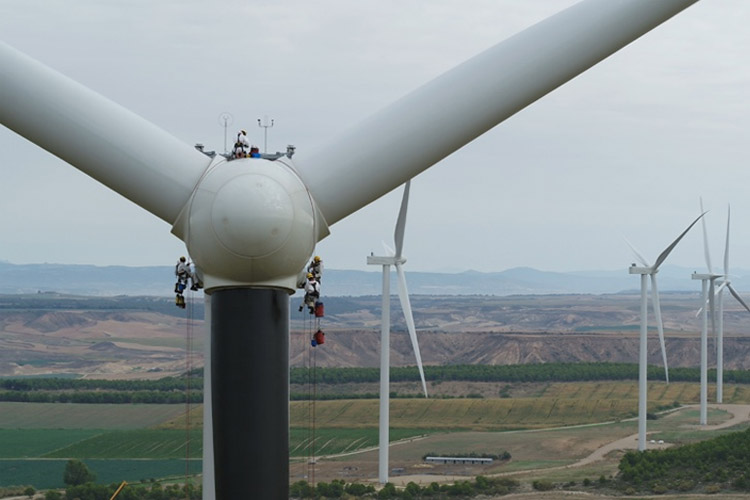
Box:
<box><xmin>692</xmin><ymin>198</ymin><xmax>722</xmax><ymax>425</ymax></box>
<box><xmin>714</xmin><ymin>206</ymin><xmax>750</xmax><ymax>403</ymax></box>
<box><xmin>367</xmin><ymin>180</ymin><xmax>427</xmax><ymax>485</ymax></box>
<box><xmin>628</xmin><ymin>213</ymin><xmax>703</xmax><ymax>450</ymax></box>
<box><xmin>697</xmin><ymin>203</ymin><xmax>750</xmax><ymax>409</ymax></box>
<box><xmin>1</xmin><ymin>1</ymin><xmax>702</xmax><ymax>497</ymax></box>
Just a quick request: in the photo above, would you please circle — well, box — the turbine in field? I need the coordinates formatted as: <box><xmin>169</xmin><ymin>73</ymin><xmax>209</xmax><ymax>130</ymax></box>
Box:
<box><xmin>367</xmin><ymin>180</ymin><xmax>427</xmax><ymax>485</ymax></box>
<box><xmin>697</xmin><ymin>203</ymin><xmax>750</xmax><ymax>408</ymax></box>
<box><xmin>0</xmin><ymin>0</ymin><xmax>702</xmax><ymax>497</ymax></box>
<box><xmin>691</xmin><ymin>272</ymin><xmax>716</xmax><ymax>426</ymax></box>
<box><xmin>692</xmin><ymin>198</ymin><xmax>722</xmax><ymax>425</ymax></box>
<box><xmin>627</xmin><ymin>213</ymin><xmax>704</xmax><ymax>451</ymax></box>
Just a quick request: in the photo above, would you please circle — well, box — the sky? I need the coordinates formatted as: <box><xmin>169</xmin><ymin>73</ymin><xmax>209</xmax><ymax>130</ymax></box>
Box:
<box><xmin>1</xmin><ymin>0</ymin><xmax>750</xmax><ymax>275</ymax></box>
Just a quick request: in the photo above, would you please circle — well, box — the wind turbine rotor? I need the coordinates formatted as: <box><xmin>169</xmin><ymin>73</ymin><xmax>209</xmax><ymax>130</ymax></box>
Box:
<box><xmin>724</xmin><ymin>205</ymin><xmax>731</xmax><ymax>277</ymax></box>
<box><xmin>302</xmin><ymin>0</ymin><xmax>701</xmax><ymax>226</ymax></box>
<box><xmin>649</xmin><ymin>274</ymin><xmax>670</xmax><ymax>383</ymax></box>
<box><xmin>653</xmin><ymin>213</ymin><xmax>706</xmax><ymax>270</ymax></box>
<box><xmin>172</xmin><ymin>157</ymin><xmax>327</xmax><ymax>291</ymax></box>
<box><xmin>395</xmin><ymin>263</ymin><xmax>428</xmax><ymax>397</ymax></box>
<box><xmin>394</xmin><ymin>181</ymin><xmax>411</xmax><ymax>259</ymax></box>
<box><xmin>700</xmin><ymin>198</ymin><xmax>713</xmax><ymax>274</ymax></box>
<box><xmin>625</xmin><ymin>238</ymin><xmax>650</xmax><ymax>268</ymax></box>
<box><xmin>0</xmin><ymin>41</ymin><xmax>210</xmax><ymax>225</ymax></box>
<box><xmin>727</xmin><ymin>284</ymin><xmax>750</xmax><ymax>313</ymax></box>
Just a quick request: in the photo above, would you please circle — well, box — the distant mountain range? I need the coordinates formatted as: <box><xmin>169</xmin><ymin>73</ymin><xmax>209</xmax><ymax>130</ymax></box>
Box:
<box><xmin>3</xmin><ymin>260</ymin><xmax>749</xmax><ymax>297</ymax></box>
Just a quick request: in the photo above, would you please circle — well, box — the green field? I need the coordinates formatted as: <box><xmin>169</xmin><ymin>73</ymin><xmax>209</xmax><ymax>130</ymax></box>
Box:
<box><xmin>43</xmin><ymin>429</ymin><xmax>202</xmax><ymax>459</ymax></box>
<box><xmin>289</xmin><ymin>427</ymin><xmax>431</xmax><ymax>458</ymax></box>
<box><xmin>0</xmin><ymin>402</ymin><xmax>187</xmax><ymax>429</ymax></box>
<box><xmin>3</xmin><ymin>381</ymin><xmax>750</xmax><ymax>488</ymax></box>
<box><xmin>0</xmin><ymin>429</ymin><xmax>100</xmax><ymax>458</ymax></box>
<box><xmin>0</xmin><ymin>459</ymin><xmax>200</xmax><ymax>489</ymax></box>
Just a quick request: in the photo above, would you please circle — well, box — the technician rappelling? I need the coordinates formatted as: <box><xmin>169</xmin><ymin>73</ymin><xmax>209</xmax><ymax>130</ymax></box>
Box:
<box><xmin>174</xmin><ymin>256</ymin><xmax>202</xmax><ymax>308</ymax></box>
<box><xmin>298</xmin><ymin>257</ymin><xmax>326</xmax><ymax>346</ymax></box>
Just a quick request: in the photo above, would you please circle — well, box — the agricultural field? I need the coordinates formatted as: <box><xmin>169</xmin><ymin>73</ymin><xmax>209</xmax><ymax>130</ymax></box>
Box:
<box><xmin>3</xmin><ymin>381</ymin><xmax>750</xmax><ymax>491</ymax></box>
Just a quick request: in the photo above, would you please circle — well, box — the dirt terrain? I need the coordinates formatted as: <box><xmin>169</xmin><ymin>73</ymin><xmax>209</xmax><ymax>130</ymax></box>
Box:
<box><xmin>2</xmin><ymin>292</ymin><xmax>750</xmax><ymax>378</ymax></box>
<box><xmin>290</xmin><ymin>403</ymin><xmax>750</xmax><ymax>499</ymax></box>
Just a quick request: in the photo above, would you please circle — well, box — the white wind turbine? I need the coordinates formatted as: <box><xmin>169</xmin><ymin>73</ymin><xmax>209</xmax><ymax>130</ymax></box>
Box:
<box><xmin>702</xmin><ymin>204</ymin><xmax>750</xmax><ymax>405</ymax></box>
<box><xmin>628</xmin><ymin>213</ymin><xmax>704</xmax><ymax>451</ymax></box>
<box><xmin>0</xmin><ymin>1</ymin><xmax>702</xmax><ymax>497</ymax></box>
<box><xmin>692</xmin><ymin>198</ymin><xmax>721</xmax><ymax>425</ymax></box>
<box><xmin>367</xmin><ymin>180</ymin><xmax>428</xmax><ymax>485</ymax></box>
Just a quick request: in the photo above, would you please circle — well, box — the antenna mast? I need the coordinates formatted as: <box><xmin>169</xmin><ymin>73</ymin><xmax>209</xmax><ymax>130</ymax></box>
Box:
<box><xmin>218</xmin><ymin>112</ymin><xmax>233</xmax><ymax>154</ymax></box>
<box><xmin>257</xmin><ymin>115</ymin><xmax>274</xmax><ymax>153</ymax></box>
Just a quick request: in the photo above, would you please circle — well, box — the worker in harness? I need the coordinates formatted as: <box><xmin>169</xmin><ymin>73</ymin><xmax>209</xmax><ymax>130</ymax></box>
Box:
<box><xmin>307</xmin><ymin>255</ymin><xmax>323</xmax><ymax>283</ymax></box>
<box><xmin>175</xmin><ymin>256</ymin><xmax>202</xmax><ymax>308</ymax></box>
<box><xmin>299</xmin><ymin>272</ymin><xmax>320</xmax><ymax>314</ymax></box>
<box><xmin>233</xmin><ymin>129</ymin><xmax>250</xmax><ymax>158</ymax></box>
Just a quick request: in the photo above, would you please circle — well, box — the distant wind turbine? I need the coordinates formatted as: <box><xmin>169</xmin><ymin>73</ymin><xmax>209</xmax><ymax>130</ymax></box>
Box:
<box><xmin>627</xmin><ymin>213</ymin><xmax>704</xmax><ymax>450</ymax></box>
<box><xmin>368</xmin><ymin>180</ymin><xmax>428</xmax><ymax>485</ymax></box>
<box><xmin>692</xmin><ymin>198</ymin><xmax>722</xmax><ymax>425</ymax></box>
<box><xmin>698</xmin><ymin>203</ymin><xmax>750</xmax><ymax>407</ymax></box>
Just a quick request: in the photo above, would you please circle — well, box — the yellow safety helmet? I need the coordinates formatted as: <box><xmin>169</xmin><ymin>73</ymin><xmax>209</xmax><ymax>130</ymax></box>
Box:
<box><xmin>307</xmin><ymin>272</ymin><xmax>314</xmax><ymax>279</ymax></box>
<box><xmin>180</xmin><ymin>256</ymin><xmax>186</xmax><ymax>262</ymax></box>
<box><xmin>314</xmin><ymin>256</ymin><xmax>321</xmax><ymax>262</ymax></box>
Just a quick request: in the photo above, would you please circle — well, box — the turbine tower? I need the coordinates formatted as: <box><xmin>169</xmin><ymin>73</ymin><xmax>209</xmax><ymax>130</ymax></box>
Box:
<box><xmin>0</xmin><ymin>0</ymin><xmax>701</xmax><ymax>497</ymax></box>
<box><xmin>367</xmin><ymin>180</ymin><xmax>428</xmax><ymax>485</ymax></box>
<box><xmin>628</xmin><ymin>213</ymin><xmax>703</xmax><ymax>450</ymax></box>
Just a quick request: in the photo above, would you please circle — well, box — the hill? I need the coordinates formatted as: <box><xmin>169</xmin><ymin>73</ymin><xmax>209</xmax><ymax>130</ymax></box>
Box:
<box><xmin>2</xmin><ymin>292</ymin><xmax>750</xmax><ymax>378</ymax></box>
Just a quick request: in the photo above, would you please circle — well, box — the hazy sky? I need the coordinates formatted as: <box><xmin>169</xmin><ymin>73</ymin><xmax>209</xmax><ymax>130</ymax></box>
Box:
<box><xmin>2</xmin><ymin>1</ymin><xmax>750</xmax><ymax>275</ymax></box>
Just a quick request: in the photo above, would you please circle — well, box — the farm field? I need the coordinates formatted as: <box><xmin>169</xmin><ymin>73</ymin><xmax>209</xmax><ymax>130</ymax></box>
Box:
<box><xmin>0</xmin><ymin>459</ymin><xmax>200</xmax><ymax>490</ymax></box>
<box><xmin>3</xmin><ymin>381</ymin><xmax>750</xmax><ymax>490</ymax></box>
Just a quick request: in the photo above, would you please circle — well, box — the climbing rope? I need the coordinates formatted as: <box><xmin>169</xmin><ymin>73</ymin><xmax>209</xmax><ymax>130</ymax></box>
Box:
<box><xmin>184</xmin><ymin>288</ymin><xmax>194</xmax><ymax>496</ymax></box>
<box><xmin>304</xmin><ymin>306</ymin><xmax>317</xmax><ymax>487</ymax></box>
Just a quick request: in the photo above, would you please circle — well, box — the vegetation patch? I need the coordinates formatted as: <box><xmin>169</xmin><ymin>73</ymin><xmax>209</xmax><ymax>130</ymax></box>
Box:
<box><xmin>618</xmin><ymin>427</ymin><xmax>750</xmax><ymax>495</ymax></box>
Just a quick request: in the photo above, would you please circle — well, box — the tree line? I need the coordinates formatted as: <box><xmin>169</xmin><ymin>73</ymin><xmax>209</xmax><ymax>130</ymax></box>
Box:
<box><xmin>2</xmin><ymin>362</ymin><xmax>749</xmax><ymax>405</ymax></box>
<box><xmin>291</xmin><ymin>362</ymin><xmax>750</xmax><ymax>385</ymax></box>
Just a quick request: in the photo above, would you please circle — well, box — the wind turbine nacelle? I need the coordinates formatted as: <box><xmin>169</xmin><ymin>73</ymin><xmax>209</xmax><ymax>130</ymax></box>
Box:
<box><xmin>172</xmin><ymin>157</ymin><xmax>328</xmax><ymax>292</ymax></box>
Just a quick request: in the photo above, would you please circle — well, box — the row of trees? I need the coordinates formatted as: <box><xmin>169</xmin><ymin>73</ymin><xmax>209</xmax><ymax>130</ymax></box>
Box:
<box><xmin>290</xmin><ymin>362</ymin><xmax>750</xmax><ymax>385</ymax></box>
<box><xmin>290</xmin><ymin>476</ymin><xmax>520</xmax><ymax>498</ymax></box>
<box><xmin>0</xmin><ymin>374</ymin><xmax>197</xmax><ymax>392</ymax></box>
<box><xmin>0</xmin><ymin>390</ymin><xmax>201</xmax><ymax>404</ymax></box>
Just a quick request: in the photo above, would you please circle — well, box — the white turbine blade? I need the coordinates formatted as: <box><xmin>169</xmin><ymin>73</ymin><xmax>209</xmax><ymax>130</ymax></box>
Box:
<box><xmin>699</xmin><ymin>197</ymin><xmax>713</xmax><ymax>273</ymax></box>
<box><xmin>727</xmin><ymin>284</ymin><xmax>750</xmax><ymax>313</ymax></box>
<box><xmin>382</xmin><ymin>241</ymin><xmax>396</xmax><ymax>257</ymax></box>
<box><xmin>695</xmin><ymin>279</ymin><xmax>726</xmax><ymax>318</ymax></box>
<box><xmin>650</xmin><ymin>274</ymin><xmax>669</xmax><ymax>383</ymax></box>
<box><xmin>0</xmin><ymin>42</ymin><xmax>210</xmax><ymax>225</ymax></box>
<box><xmin>724</xmin><ymin>205</ymin><xmax>731</xmax><ymax>277</ymax></box>
<box><xmin>624</xmin><ymin>238</ymin><xmax>650</xmax><ymax>267</ymax></box>
<box><xmin>394</xmin><ymin>181</ymin><xmax>411</xmax><ymax>259</ymax></box>
<box><xmin>653</xmin><ymin>213</ymin><xmax>706</xmax><ymax>270</ymax></box>
<box><xmin>301</xmin><ymin>0</ymin><xmax>700</xmax><ymax>225</ymax></box>
<box><xmin>395</xmin><ymin>263</ymin><xmax>428</xmax><ymax>398</ymax></box>
<box><xmin>708</xmin><ymin>280</ymin><xmax>717</xmax><ymax>348</ymax></box>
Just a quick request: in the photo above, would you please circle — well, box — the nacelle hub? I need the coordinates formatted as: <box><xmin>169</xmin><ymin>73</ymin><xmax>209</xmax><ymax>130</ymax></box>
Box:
<box><xmin>174</xmin><ymin>158</ymin><xmax>320</xmax><ymax>291</ymax></box>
